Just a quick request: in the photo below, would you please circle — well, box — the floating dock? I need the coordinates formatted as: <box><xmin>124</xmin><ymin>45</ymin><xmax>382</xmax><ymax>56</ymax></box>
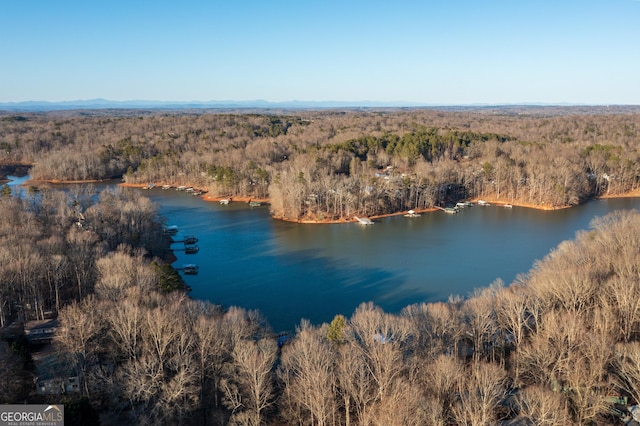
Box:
<box><xmin>435</xmin><ymin>206</ymin><xmax>459</xmax><ymax>214</ymax></box>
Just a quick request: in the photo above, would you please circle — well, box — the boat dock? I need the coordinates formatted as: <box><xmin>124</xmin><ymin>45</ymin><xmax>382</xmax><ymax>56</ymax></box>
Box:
<box><xmin>456</xmin><ymin>201</ymin><xmax>474</xmax><ymax>208</ymax></box>
<box><xmin>168</xmin><ymin>231</ymin><xmax>200</xmax><ymax>254</ymax></box>
<box><xmin>435</xmin><ymin>206</ymin><xmax>459</xmax><ymax>214</ymax></box>
<box><xmin>171</xmin><ymin>236</ymin><xmax>198</xmax><ymax>244</ymax></box>
<box><xmin>175</xmin><ymin>264</ymin><xmax>199</xmax><ymax>275</ymax></box>
<box><xmin>172</xmin><ymin>244</ymin><xmax>199</xmax><ymax>254</ymax></box>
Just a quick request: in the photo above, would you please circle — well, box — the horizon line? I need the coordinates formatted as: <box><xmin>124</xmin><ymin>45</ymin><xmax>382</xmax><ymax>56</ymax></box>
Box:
<box><xmin>1</xmin><ymin>98</ymin><xmax>638</xmax><ymax>113</ymax></box>
<box><xmin>1</xmin><ymin>97</ymin><xmax>637</xmax><ymax>105</ymax></box>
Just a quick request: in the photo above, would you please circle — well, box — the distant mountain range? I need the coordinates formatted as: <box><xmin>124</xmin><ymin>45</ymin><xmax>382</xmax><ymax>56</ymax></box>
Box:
<box><xmin>1</xmin><ymin>99</ymin><xmax>636</xmax><ymax>114</ymax></box>
<box><xmin>0</xmin><ymin>98</ymin><xmax>430</xmax><ymax>111</ymax></box>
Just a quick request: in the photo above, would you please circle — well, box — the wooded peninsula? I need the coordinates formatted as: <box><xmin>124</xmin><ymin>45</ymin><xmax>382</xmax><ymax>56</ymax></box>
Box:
<box><xmin>1</xmin><ymin>106</ymin><xmax>640</xmax><ymax>425</ymax></box>
<box><xmin>3</xmin><ymin>105</ymin><xmax>640</xmax><ymax>219</ymax></box>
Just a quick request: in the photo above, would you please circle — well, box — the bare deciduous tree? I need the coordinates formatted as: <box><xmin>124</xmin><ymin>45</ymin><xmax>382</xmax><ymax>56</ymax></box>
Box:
<box><xmin>222</xmin><ymin>338</ymin><xmax>277</xmax><ymax>426</ymax></box>
<box><xmin>421</xmin><ymin>355</ymin><xmax>466</xmax><ymax>423</ymax></box>
<box><xmin>515</xmin><ymin>385</ymin><xmax>571</xmax><ymax>426</ymax></box>
<box><xmin>613</xmin><ymin>341</ymin><xmax>640</xmax><ymax>406</ymax></box>
<box><xmin>56</xmin><ymin>296</ymin><xmax>103</xmax><ymax>396</ymax></box>
<box><xmin>278</xmin><ymin>320</ymin><xmax>337</xmax><ymax>426</ymax></box>
<box><xmin>452</xmin><ymin>360</ymin><xmax>508</xmax><ymax>426</ymax></box>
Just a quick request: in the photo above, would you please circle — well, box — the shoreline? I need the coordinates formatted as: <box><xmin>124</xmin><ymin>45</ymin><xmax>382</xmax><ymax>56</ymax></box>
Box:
<box><xmin>467</xmin><ymin>196</ymin><xmax>571</xmax><ymax>211</ymax></box>
<box><xmin>117</xmin><ymin>182</ymin><xmax>271</xmax><ymax>204</ymax></box>
<box><xmin>273</xmin><ymin>207</ymin><xmax>441</xmax><ymax>224</ymax></box>
<box><xmin>202</xmin><ymin>194</ymin><xmax>270</xmax><ymax>204</ymax></box>
<box><xmin>25</xmin><ymin>178</ymin><xmax>108</xmax><ymax>185</ymax></box>
<box><xmin>596</xmin><ymin>189</ymin><xmax>640</xmax><ymax>200</ymax></box>
<box><xmin>19</xmin><ymin>179</ymin><xmax>640</xmax><ymax>223</ymax></box>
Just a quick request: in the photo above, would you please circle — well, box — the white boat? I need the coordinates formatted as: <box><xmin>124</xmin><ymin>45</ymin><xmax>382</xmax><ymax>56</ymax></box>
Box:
<box><xmin>503</xmin><ymin>204</ymin><xmax>513</xmax><ymax>208</ymax></box>
<box><xmin>176</xmin><ymin>186</ymin><xmax>187</xmax><ymax>191</ymax></box>
<box><xmin>354</xmin><ymin>216</ymin><xmax>374</xmax><ymax>225</ymax></box>
<box><xmin>220</xmin><ymin>199</ymin><xmax>230</xmax><ymax>205</ymax></box>
<box><xmin>404</xmin><ymin>210</ymin><xmax>421</xmax><ymax>217</ymax></box>
<box><xmin>477</xmin><ymin>200</ymin><xmax>491</xmax><ymax>206</ymax></box>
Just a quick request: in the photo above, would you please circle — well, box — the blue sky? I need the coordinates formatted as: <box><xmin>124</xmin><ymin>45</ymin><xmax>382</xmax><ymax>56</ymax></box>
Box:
<box><xmin>1</xmin><ymin>0</ymin><xmax>638</xmax><ymax>104</ymax></box>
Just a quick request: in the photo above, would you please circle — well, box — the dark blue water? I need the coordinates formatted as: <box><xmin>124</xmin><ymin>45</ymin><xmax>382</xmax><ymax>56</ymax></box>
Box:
<box><xmin>144</xmin><ymin>188</ymin><xmax>640</xmax><ymax>332</ymax></box>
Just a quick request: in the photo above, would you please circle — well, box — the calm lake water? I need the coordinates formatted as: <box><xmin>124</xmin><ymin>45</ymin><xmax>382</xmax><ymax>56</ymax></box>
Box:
<box><xmin>143</xmin><ymin>188</ymin><xmax>640</xmax><ymax>332</ymax></box>
<box><xmin>8</xmin><ymin>176</ymin><xmax>640</xmax><ymax>332</ymax></box>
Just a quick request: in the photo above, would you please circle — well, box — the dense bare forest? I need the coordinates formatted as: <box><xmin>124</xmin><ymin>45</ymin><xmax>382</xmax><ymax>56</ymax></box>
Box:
<box><xmin>2</xmin><ymin>107</ymin><xmax>640</xmax><ymax>424</ymax></box>
<box><xmin>2</xmin><ymin>106</ymin><xmax>639</xmax><ymax>220</ymax></box>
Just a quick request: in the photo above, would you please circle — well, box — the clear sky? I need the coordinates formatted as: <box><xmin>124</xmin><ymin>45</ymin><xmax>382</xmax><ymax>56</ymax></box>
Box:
<box><xmin>1</xmin><ymin>0</ymin><xmax>638</xmax><ymax>105</ymax></box>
